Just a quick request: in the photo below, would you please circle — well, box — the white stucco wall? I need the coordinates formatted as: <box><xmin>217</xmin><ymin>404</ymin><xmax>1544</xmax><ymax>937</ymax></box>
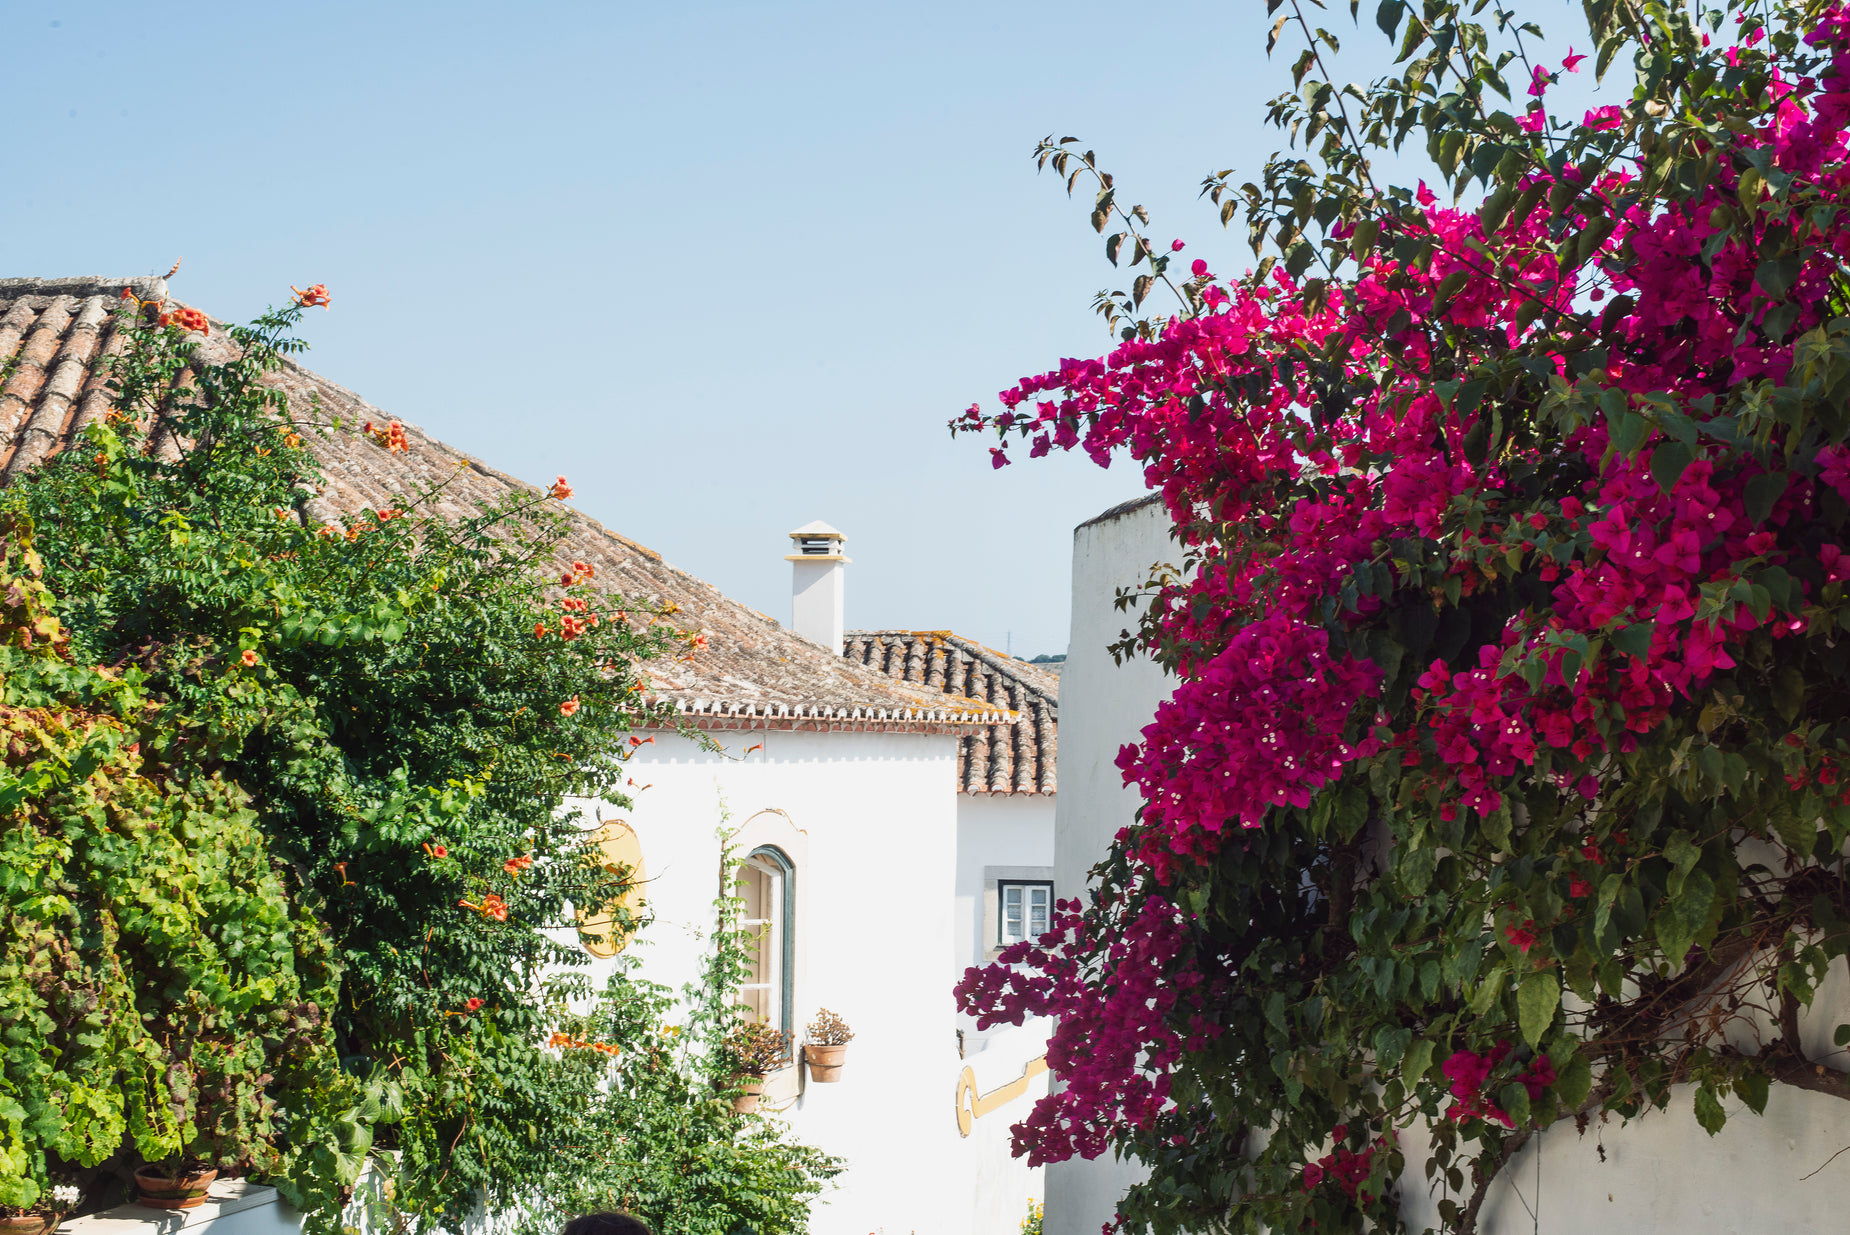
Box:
<box><xmin>954</xmin><ymin>791</ymin><xmax>1057</xmax><ymax>1064</ymax></box>
<box><xmin>559</xmin><ymin>725</ymin><xmax>1042</xmax><ymax>1235</ymax></box>
<box><xmin>1046</xmin><ymin>494</ymin><xmax>1174</xmax><ymax>1235</ymax></box>
<box><xmin>955</xmin><ymin>792</ymin><xmax>1057</xmax><ymax>973</ymax></box>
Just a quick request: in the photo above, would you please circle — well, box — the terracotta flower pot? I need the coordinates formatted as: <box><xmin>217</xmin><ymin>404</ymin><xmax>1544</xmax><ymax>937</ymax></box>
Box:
<box><xmin>731</xmin><ymin>1073</ymin><xmax>766</xmax><ymax>1113</ymax></box>
<box><xmin>133</xmin><ymin>1166</ymin><xmax>219</xmax><ymax>1211</ymax></box>
<box><xmin>0</xmin><ymin>1215</ymin><xmax>58</xmax><ymax>1235</ymax></box>
<box><xmin>804</xmin><ymin>1042</ymin><xmax>848</xmax><ymax>1082</ymax></box>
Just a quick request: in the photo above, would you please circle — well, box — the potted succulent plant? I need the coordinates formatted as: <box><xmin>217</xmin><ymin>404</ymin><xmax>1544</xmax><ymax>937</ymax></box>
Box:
<box><xmin>723</xmin><ymin>1020</ymin><xmax>790</xmax><ymax>1113</ymax></box>
<box><xmin>0</xmin><ymin>1184</ymin><xmax>81</xmax><ymax>1235</ymax></box>
<box><xmin>802</xmin><ymin>1008</ymin><xmax>854</xmax><ymax>1082</ymax></box>
<box><xmin>132</xmin><ymin>1159</ymin><xmax>219</xmax><ymax>1211</ymax></box>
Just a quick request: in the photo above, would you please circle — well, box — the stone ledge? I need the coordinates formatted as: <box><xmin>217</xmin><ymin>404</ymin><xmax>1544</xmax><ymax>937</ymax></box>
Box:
<box><xmin>63</xmin><ymin>1180</ymin><xmax>286</xmax><ymax>1235</ymax></box>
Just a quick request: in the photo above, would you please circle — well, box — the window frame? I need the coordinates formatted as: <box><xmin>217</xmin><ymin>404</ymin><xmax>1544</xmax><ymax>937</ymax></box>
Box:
<box><xmin>996</xmin><ymin>878</ymin><xmax>1054</xmax><ymax>947</ymax></box>
<box><xmin>739</xmin><ymin>844</ymin><xmax>796</xmax><ymax>1045</ymax></box>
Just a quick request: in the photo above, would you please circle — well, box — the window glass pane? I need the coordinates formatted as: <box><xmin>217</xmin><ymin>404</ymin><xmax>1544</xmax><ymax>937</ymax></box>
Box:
<box><xmin>1002</xmin><ymin>884</ymin><xmax>1024</xmax><ymax>943</ymax></box>
<box><xmin>1029</xmin><ymin>886</ymin><xmax>1050</xmax><ymax>937</ymax></box>
<box><xmin>741</xmin><ymin>864</ymin><xmax>773</xmax><ymax>1017</ymax></box>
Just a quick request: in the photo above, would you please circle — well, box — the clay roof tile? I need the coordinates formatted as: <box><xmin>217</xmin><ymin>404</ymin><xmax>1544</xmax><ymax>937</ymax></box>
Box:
<box><xmin>841</xmin><ymin>629</ymin><xmax>1060</xmax><ymax>795</ymax></box>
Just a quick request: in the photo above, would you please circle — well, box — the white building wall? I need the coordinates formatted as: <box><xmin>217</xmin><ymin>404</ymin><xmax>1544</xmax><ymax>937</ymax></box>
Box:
<box><xmin>954</xmin><ymin>791</ymin><xmax>1057</xmax><ymax>1060</ymax></box>
<box><xmin>1047</xmin><ymin>495</ymin><xmax>1174</xmax><ymax>1235</ymax></box>
<box><xmin>562</xmin><ymin>726</ymin><xmax>1044</xmax><ymax>1235</ymax></box>
<box><xmin>955</xmin><ymin>793</ymin><xmax>1057</xmax><ymax>972</ymax></box>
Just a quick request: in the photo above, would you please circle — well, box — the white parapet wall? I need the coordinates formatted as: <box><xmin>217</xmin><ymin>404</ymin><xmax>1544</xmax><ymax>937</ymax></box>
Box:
<box><xmin>1046</xmin><ymin>495</ymin><xmax>1173</xmax><ymax>1235</ymax></box>
<box><xmin>955</xmin><ymin>1017</ymin><xmax>1055</xmax><ymax>1234</ymax></box>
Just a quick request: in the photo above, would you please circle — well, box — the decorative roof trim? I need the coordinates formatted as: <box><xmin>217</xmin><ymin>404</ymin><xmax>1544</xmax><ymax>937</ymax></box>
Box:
<box><xmin>653</xmin><ymin>696</ymin><xmax>1011</xmax><ymax>733</ymax></box>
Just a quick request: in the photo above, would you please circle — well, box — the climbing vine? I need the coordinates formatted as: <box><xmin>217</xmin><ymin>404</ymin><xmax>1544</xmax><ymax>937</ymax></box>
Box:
<box><xmin>0</xmin><ymin>516</ymin><xmax>342</xmax><ymax>1214</ymax></box>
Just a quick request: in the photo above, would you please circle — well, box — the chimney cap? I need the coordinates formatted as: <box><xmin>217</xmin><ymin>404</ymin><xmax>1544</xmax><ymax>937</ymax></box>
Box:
<box><xmin>786</xmin><ymin>520</ymin><xmax>849</xmax><ymax>563</ymax></box>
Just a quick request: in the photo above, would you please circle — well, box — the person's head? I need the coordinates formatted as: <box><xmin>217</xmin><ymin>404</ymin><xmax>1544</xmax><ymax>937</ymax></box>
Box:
<box><xmin>560</xmin><ymin>1214</ymin><xmax>653</xmax><ymax>1235</ymax></box>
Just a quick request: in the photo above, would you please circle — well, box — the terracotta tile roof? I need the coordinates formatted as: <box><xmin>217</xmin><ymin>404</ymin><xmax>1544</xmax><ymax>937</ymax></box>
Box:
<box><xmin>0</xmin><ymin>277</ymin><xmax>1007</xmax><ymax>734</ymax></box>
<box><xmin>842</xmin><ymin>630</ymin><xmax>1058</xmax><ymax>795</ymax></box>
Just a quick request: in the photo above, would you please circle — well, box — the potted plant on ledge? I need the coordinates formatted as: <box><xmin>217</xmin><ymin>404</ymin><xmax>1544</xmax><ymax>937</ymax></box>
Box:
<box><xmin>724</xmin><ymin>1021</ymin><xmax>790</xmax><ymax>1113</ymax></box>
<box><xmin>1</xmin><ymin>1183</ymin><xmax>81</xmax><ymax>1235</ymax></box>
<box><xmin>802</xmin><ymin>1008</ymin><xmax>853</xmax><ymax>1082</ymax></box>
<box><xmin>132</xmin><ymin>1159</ymin><xmax>220</xmax><ymax>1211</ymax></box>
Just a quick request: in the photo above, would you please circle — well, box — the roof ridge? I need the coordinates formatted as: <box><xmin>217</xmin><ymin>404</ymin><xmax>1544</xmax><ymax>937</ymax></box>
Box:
<box><xmin>0</xmin><ymin>276</ymin><xmax>169</xmax><ymax>303</ymax></box>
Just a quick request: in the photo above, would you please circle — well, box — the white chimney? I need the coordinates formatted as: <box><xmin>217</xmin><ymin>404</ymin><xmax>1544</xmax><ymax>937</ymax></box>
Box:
<box><xmin>786</xmin><ymin>521</ymin><xmax>848</xmax><ymax>649</ymax></box>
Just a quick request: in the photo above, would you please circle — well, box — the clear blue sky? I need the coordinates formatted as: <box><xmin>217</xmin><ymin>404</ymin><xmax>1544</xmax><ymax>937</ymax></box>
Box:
<box><xmin>2</xmin><ymin>1</ymin><xmax>1596</xmax><ymax>656</ymax></box>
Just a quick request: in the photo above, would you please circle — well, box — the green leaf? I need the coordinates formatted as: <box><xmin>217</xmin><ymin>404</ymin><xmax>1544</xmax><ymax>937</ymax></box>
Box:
<box><xmin>1469</xmin><ymin>963</ymin><xmax>1508</xmax><ymax>1015</ymax></box>
<box><xmin>1375</xmin><ymin>0</ymin><xmax>1404</xmax><ymax>37</ymax></box>
<box><xmin>1656</xmin><ymin>869</ymin><xmax>1715</xmax><ymax>967</ymax></box>
<box><xmin>1265</xmin><ymin>991</ymin><xmax>1289</xmax><ymax>1032</ymax></box>
<box><xmin>1399</xmin><ymin>842</ymin><xmax>1438</xmax><ymax>895</ymax></box>
<box><xmin>1611</xmin><ymin>410</ymin><xmax>1650</xmax><ymax>457</ymax></box>
<box><xmin>1736</xmin><ymin>1070</ymin><xmax>1770</xmax><ymax>1116</ymax></box>
<box><xmin>1755</xmin><ymin>255</ymin><xmax>1802</xmax><ymax>299</ymax></box>
<box><xmin>1663</xmin><ymin>830</ymin><xmax>1699</xmax><ymax>891</ymax></box>
<box><xmin>1651</xmin><ymin>439</ymin><xmax>1694</xmax><ymax>492</ymax></box>
<box><xmin>1738</xmin><ymin>165</ymin><xmax>1765</xmax><ymax>210</ymax></box>
<box><xmin>1745</xmin><ymin>471</ymin><xmax>1789</xmax><ymax>526</ymax></box>
<box><xmin>1402</xmin><ymin>1037</ymin><xmax>1436</xmax><ymax>1086</ymax></box>
<box><xmin>1499</xmin><ymin>1081</ymin><xmax>1531</xmax><ymax>1129</ymax></box>
<box><xmin>1554</xmin><ymin>1050</ymin><xmax>1592</xmax><ymax>1109</ymax></box>
<box><xmin>1374</xmin><ymin>1024</ymin><xmax>1413</xmax><ymax>1069</ymax></box>
<box><xmin>1514</xmin><ymin>974</ymin><xmax>1557</xmax><ymax>1053</ymax></box>
<box><xmin>1772</xmin><ymin>665</ymin><xmax>1806</xmax><ymax>724</ymax></box>
<box><xmin>1693</xmin><ymin>1084</ymin><xmax>1727</xmax><ymax>1136</ymax></box>
<box><xmin>1610</xmin><ymin>621</ymin><xmax>1655</xmax><ymax>661</ymax></box>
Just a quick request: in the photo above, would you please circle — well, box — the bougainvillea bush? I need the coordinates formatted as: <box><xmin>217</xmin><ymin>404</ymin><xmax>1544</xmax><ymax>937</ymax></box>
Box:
<box><xmin>0</xmin><ymin>292</ymin><xmax>720</xmax><ymax>1225</ymax></box>
<box><xmin>958</xmin><ymin>1</ymin><xmax>1850</xmax><ymax>1231</ymax></box>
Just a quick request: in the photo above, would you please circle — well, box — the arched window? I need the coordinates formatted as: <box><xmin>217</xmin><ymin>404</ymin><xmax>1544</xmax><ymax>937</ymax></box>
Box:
<box><xmin>580</xmin><ymin>819</ymin><xmax>646</xmax><ymax>959</ymax></box>
<box><xmin>738</xmin><ymin>844</ymin><xmax>795</xmax><ymax>1042</ymax></box>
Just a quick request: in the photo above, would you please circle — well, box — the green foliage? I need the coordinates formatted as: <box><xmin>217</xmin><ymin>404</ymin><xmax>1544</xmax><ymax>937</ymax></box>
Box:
<box><xmin>0</xmin><ymin>516</ymin><xmax>340</xmax><ymax>1212</ymax></box>
<box><xmin>0</xmin><ymin>295</ymin><xmax>833</xmax><ymax>1228</ymax></box>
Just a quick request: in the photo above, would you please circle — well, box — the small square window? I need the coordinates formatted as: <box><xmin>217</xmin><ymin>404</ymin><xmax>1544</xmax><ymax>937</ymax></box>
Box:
<box><xmin>998</xmin><ymin>880</ymin><xmax>1053</xmax><ymax>946</ymax></box>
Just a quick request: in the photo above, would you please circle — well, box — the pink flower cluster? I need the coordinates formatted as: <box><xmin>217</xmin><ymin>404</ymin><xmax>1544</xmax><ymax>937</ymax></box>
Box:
<box><xmin>954</xmin><ymin>896</ymin><xmax>1219</xmax><ymax>1163</ymax></box>
<box><xmin>1301</xmin><ymin>1125</ymin><xmax>1383</xmax><ymax>1201</ymax></box>
<box><xmin>1118</xmin><ymin>614</ymin><xmax>1382</xmax><ymax>874</ymax></box>
<box><xmin>1441</xmin><ymin>1043</ymin><xmax>1557</xmax><ymax>1127</ymax></box>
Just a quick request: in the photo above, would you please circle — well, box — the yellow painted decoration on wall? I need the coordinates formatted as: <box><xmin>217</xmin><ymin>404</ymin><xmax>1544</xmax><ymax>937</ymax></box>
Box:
<box><xmin>955</xmin><ymin>1055</ymin><xmax>1048</xmax><ymax>1137</ymax></box>
<box><xmin>578</xmin><ymin>819</ymin><xmax>646</xmax><ymax>958</ymax></box>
